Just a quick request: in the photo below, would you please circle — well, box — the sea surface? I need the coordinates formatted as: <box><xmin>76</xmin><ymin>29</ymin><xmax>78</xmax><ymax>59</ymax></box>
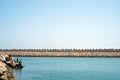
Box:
<box><xmin>14</xmin><ymin>57</ymin><xmax>120</xmax><ymax>80</ymax></box>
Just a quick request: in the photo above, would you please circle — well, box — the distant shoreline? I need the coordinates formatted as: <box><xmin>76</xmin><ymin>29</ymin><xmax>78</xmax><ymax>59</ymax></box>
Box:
<box><xmin>0</xmin><ymin>49</ymin><xmax>120</xmax><ymax>57</ymax></box>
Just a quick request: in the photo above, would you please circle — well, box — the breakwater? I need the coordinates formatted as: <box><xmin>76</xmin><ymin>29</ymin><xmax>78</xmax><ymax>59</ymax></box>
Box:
<box><xmin>0</xmin><ymin>49</ymin><xmax>120</xmax><ymax>57</ymax></box>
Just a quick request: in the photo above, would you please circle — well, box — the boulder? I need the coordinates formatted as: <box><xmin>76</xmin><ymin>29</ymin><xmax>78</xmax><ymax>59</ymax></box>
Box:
<box><xmin>0</xmin><ymin>54</ymin><xmax>15</xmax><ymax>80</ymax></box>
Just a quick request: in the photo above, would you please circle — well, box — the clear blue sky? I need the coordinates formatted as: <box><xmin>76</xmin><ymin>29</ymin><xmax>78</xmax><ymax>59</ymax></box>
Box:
<box><xmin>0</xmin><ymin>0</ymin><xmax>120</xmax><ymax>49</ymax></box>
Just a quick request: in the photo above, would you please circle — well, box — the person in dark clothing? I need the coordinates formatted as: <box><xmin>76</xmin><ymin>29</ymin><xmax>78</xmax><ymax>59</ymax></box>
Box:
<box><xmin>17</xmin><ymin>58</ymin><xmax>19</xmax><ymax>63</ymax></box>
<box><xmin>19</xmin><ymin>59</ymin><xmax>22</xmax><ymax>66</ymax></box>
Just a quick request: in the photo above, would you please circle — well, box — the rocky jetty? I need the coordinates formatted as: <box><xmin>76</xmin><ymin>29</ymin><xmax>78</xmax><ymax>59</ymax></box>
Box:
<box><xmin>0</xmin><ymin>53</ymin><xmax>23</xmax><ymax>80</ymax></box>
<box><xmin>1</xmin><ymin>49</ymin><xmax>120</xmax><ymax>57</ymax></box>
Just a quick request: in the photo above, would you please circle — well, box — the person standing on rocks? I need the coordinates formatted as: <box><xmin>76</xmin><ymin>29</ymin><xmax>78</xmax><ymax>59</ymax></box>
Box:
<box><xmin>19</xmin><ymin>59</ymin><xmax>22</xmax><ymax>66</ymax></box>
<box><xmin>16</xmin><ymin>58</ymin><xmax>19</xmax><ymax>63</ymax></box>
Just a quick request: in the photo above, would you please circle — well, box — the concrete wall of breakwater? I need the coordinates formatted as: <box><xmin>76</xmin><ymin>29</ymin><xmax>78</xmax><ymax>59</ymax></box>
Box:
<box><xmin>0</xmin><ymin>49</ymin><xmax>120</xmax><ymax>57</ymax></box>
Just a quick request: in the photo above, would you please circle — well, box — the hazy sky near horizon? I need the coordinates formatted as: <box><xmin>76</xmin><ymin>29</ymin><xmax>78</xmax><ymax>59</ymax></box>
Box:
<box><xmin>0</xmin><ymin>0</ymin><xmax>120</xmax><ymax>49</ymax></box>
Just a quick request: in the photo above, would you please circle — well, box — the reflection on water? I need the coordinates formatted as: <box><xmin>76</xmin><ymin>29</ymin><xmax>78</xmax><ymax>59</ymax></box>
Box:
<box><xmin>14</xmin><ymin>68</ymin><xmax>22</xmax><ymax>80</ymax></box>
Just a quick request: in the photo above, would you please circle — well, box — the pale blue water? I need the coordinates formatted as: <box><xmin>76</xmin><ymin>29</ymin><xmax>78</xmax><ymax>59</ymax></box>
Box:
<box><xmin>14</xmin><ymin>57</ymin><xmax>120</xmax><ymax>80</ymax></box>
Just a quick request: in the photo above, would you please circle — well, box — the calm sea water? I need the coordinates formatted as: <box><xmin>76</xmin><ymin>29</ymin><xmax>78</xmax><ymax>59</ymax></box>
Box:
<box><xmin>14</xmin><ymin>57</ymin><xmax>120</xmax><ymax>80</ymax></box>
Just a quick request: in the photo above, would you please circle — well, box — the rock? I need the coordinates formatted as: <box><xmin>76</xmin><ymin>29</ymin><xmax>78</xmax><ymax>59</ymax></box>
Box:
<box><xmin>0</xmin><ymin>54</ymin><xmax>8</xmax><ymax>61</ymax></box>
<box><xmin>0</xmin><ymin>61</ymin><xmax>15</xmax><ymax>80</ymax></box>
<box><xmin>5</xmin><ymin>57</ymin><xmax>12</xmax><ymax>61</ymax></box>
<box><xmin>0</xmin><ymin>53</ymin><xmax>24</xmax><ymax>80</ymax></box>
<box><xmin>0</xmin><ymin>70</ymin><xmax>3</xmax><ymax>76</ymax></box>
<box><xmin>0</xmin><ymin>61</ymin><xmax>7</xmax><ymax>72</ymax></box>
<box><xmin>0</xmin><ymin>53</ymin><xmax>15</xmax><ymax>80</ymax></box>
<box><xmin>0</xmin><ymin>75</ymin><xmax>8</xmax><ymax>80</ymax></box>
